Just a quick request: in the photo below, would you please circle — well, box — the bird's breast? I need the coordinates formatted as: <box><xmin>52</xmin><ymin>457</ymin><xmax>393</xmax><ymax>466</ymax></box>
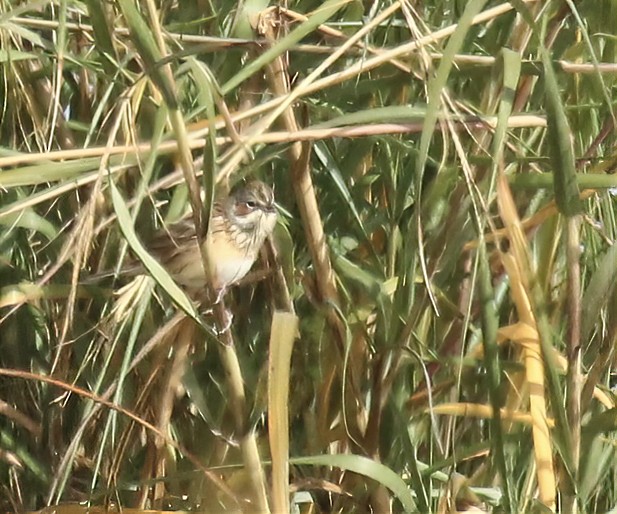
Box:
<box><xmin>204</xmin><ymin>230</ymin><xmax>258</xmax><ymax>289</ymax></box>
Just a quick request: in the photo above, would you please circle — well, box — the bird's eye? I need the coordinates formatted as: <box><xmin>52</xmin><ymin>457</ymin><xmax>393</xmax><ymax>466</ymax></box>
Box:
<box><xmin>245</xmin><ymin>201</ymin><xmax>257</xmax><ymax>208</ymax></box>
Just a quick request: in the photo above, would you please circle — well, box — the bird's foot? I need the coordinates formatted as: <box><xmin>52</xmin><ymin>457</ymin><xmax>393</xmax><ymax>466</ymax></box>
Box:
<box><xmin>214</xmin><ymin>308</ymin><xmax>234</xmax><ymax>335</ymax></box>
<box><xmin>213</xmin><ymin>286</ymin><xmax>227</xmax><ymax>305</ymax></box>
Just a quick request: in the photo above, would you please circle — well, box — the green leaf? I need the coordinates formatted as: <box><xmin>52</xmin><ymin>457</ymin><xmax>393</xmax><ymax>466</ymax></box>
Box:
<box><xmin>108</xmin><ymin>176</ymin><xmax>208</xmax><ymax>331</ymax></box>
<box><xmin>84</xmin><ymin>0</ymin><xmax>118</xmax><ymax>72</ymax></box>
<box><xmin>312</xmin><ymin>105</ymin><xmax>427</xmax><ymax>129</ymax></box>
<box><xmin>185</xmin><ymin>57</ymin><xmax>218</xmax><ymax>227</ymax></box>
<box><xmin>491</xmin><ymin>49</ymin><xmax>521</xmax><ymax>165</ymax></box>
<box><xmin>232</xmin><ymin>0</ymin><xmax>270</xmax><ymax>39</ymax></box>
<box><xmin>314</xmin><ymin>141</ymin><xmax>374</xmax><ymax>256</ymax></box>
<box><xmin>541</xmin><ymin>52</ymin><xmax>582</xmax><ymax>217</ymax></box>
<box><xmin>292</xmin><ymin>454</ymin><xmax>416</xmax><ymax>512</ymax></box>
<box><xmin>581</xmin><ymin>243</ymin><xmax>617</xmax><ymax>343</ymax></box>
<box><xmin>222</xmin><ymin>0</ymin><xmax>350</xmax><ymax>94</ymax></box>
<box><xmin>0</xmin><ymin>208</ymin><xmax>57</xmax><ymax>241</ymax></box>
<box><xmin>414</xmin><ymin>0</ymin><xmax>489</xmax><ymax>201</ymax></box>
<box><xmin>0</xmin><ymin>21</ymin><xmax>48</xmax><ymax>49</ymax></box>
<box><xmin>333</xmin><ymin>253</ymin><xmax>382</xmax><ymax>298</ymax></box>
<box><xmin>116</xmin><ymin>0</ymin><xmax>177</xmax><ymax>107</ymax></box>
<box><xmin>0</xmin><ymin>157</ymin><xmax>133</xmax><ymax>187</ymax></box>
<box><xmin>0</xmin><ymin>49</ymin><xmax>36</xmax><ymax>62</ymax></box>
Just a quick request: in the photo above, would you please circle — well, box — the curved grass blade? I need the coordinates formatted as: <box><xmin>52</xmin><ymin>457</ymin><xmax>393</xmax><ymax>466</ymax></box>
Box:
<box><xmin>84</xmin><ymin>0</ymin><xmax>118</xmax><ymax>73</ymax></box>
<box><xmin>481</xmin><ymin>47</ymin><xmax>522</xmax><ymax>513</ymax></box>
<box><xmin>312</xmin><ymin>105</ymin><xmax>427</xmax><ymax>129</ymax></box>
<box><xmin>581</xmin><ymin>243</ymin><xmax>617</xmax><ymax>344</ymax></box>
<box><xmin>414</xmin><ymin>0</ymin><xmax>489</xmax><ymax>201</ymax></box>
<box><xmin>186</xmin><ymin>57</ymin><xmax>218</xmax><ymax>227</ymax></box>
<box><xmin>0</xmin><ymin>158</ymin><xmax>113</xmax><ymax>187</ymax></box>
<box><xmin>314</xmin><ymin>141</ymin><xmax>376</xmax><ymax>261</ymax></box>
<box><xmin>542</xmin><ymin>52</ymin><xmax>582</xmax><ymax>217</ymax></box>
<box><xmin>292</xmin><ymin>453</ymin><xmax>416</xmax><ymax>512</ymax></box>
<box><xmin>222</xmin><ymin>0</ymin><xmax>351</xmax><ymax>94</ymax></box>
<box><xmin>116</xmin><ymin>0</ymin><xmax>176</xmax><ymax>107</ymax></box>
<box><xmin>108</xmin><ymin>176</ymin><xmax>209</xmax><ymax>333</ymax></box>
<box><xmin>0</xmin><ymin>208</ymin><xmax>57</xmax><ymax>241</ymax></box>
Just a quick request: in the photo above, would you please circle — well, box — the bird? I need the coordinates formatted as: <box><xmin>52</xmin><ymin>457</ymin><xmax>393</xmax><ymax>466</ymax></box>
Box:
<box><xmin>108</xmin><ymin>180</ymin><xmax>277</xmax><ymax>301</ymax></box>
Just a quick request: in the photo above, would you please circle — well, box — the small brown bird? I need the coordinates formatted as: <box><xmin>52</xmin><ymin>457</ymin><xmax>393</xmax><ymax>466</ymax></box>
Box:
<box><xmin>108</xmin><ymin>180</ymin><xmax>277</xmax><ymax>299</ymax></box>
<box><xmin>151</xmin><ymin>180</ymin><xmax>277</xmax><ymax>295</ymax></box>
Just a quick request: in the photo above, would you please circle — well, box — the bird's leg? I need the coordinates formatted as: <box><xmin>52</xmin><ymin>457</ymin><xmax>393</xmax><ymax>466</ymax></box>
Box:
<box><xmin>213</xmin><ymin>285</ymin><xmax>227</xmax><ymax>305</ymax></box>
<box><xmin>214</xmin><ymin>308</ymin><xmax>234</xmax><ymax>335</ymax></box>
<box><xmin>209</xmin><ymin>285</ymin><xmax>233</xmax><ymax>335</ymax></box>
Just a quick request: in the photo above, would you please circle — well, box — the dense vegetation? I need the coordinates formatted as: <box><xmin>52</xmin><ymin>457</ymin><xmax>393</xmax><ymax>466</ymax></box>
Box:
<box><xmin>1</xmin><ymin>0</ymin><xmax>616</xmax><ymax>512</ymax></box>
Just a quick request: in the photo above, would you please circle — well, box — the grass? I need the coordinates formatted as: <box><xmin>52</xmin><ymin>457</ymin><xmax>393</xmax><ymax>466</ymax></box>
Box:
<box><xmin>1</xmin><ymin>0</ymin><xmax>617</xmax><ymax>512</ymax></box>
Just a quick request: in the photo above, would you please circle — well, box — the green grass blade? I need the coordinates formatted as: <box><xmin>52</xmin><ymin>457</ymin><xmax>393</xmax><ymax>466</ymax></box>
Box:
<box><xmin>108</xmin><ymin>176</ymin><xmax>208</xmax><ymax>331</ymax></box>
<box><xmin>221</xmin><ymin>0</ymin><xmax>350</xmax><ymax>94</ymax></box>
<box><xmin>116</xmin><ymin>0</ymin><xmax>177</xmax><ymax>106</ymax></box>
<box><xmin>292</xmin><ymin>454</ymin><xmax>417</xmax><ymax>512</ymax></box>
<box><xmin>414</xmin><ymin>0</ymin><xmax>489</xmax><ymax>200</ymax></box>
<box><xmin>541</xmin><ymin>51</ymin><xmax>582</xmax><ymax>217</ymax></box>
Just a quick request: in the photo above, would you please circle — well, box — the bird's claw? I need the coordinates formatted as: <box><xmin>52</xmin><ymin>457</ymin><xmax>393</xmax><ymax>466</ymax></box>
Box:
<box><xmin>213</xmin><ymin>286</ymin><xmax>227</xmax><ymax>305</ymax></box>
<box><xmin>213</xmin><ymin>309</ymin><xmax>233</xmax><ymax>335</ymax></box>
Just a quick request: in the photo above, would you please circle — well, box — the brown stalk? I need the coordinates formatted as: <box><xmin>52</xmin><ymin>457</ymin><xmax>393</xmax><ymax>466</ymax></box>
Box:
<box><xmin>263</xmin><ymin>238</ymin><xmax>294</xmax><ymax>312</ymax></box>
<box><xmin>143</xmin><ymin>3</ymin><xmax>270</xmax><ymax>511</ymax></box>
<box><xmin>0</xmin><ymin>367</ymin><xmax>238</xmax><ymax>505</ymax></box>
<box><xmin>153</xmin><ymin>317</ymin><xmax>195</xmax><ymax>503</ymax></box>
<box><xmin>278</xmin><ymin>5</ymin><xmax>412</xmax><ymax>75</ymax></box>
<box><xmin>0</xmin><ymin>399</ymin><xmax>41</xmax><ymax>437</ymax></box>
<box><xmin>52</xmin><ymin>97</ymin><xmax>128</xmax><ymax>366</ymax></box>
<box><xmin>52</xmin><ymin>311</ymin><xmax>185</xmax><ymax>495</ymax></box>
<box><xmin>0</xmin><ymin>114</ymin><xmax>549</xmax><ymax>170</ymax></box>
<box><xmin>258</xmin><ymin>12</ymin><xmax>343</xmax><ymax>343</ymax></box>
<box><xmin>258</xmin><ymin>9</ymin><xmax>365</xmax><ymax>511</ymax></box>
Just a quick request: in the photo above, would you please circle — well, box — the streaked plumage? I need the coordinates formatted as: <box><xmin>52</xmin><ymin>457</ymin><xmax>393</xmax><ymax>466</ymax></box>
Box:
<box><xmin>147</xmin><ymin>180</ymin><xmax>277</xmax><ymax>293</ymax></box>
